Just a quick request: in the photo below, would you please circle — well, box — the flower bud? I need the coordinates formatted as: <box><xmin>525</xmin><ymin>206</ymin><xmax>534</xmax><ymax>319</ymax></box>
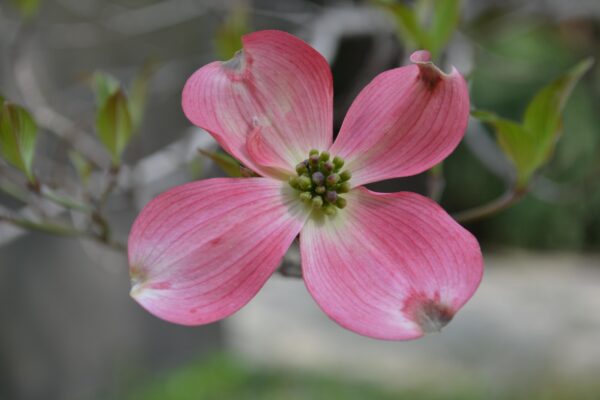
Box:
<box><xmin>323</xmin><ymin>205</ymin><xmax>337</xmax><ymax>216</ymax></box>
<box><xmin>325</xmin><ymin>190</ymin><xmax>338</xmax><ymax>203</ymax></box>
<box><xmin>298</xmin><ymin>176</ymin><xmax>312</xmax><ymax>190</ymax></box>
<box><xmin>288</xmin><ymin>176</ymin><xmax>299</xmax><ymax>189</ymax></box>
<box><xmin>326</xmin><ymin>174</ymin><xmax>340</xmax><ymax>186</ymax></box>
<box><xmin>296</xmin><ymin>162</ymin><xmax>308</xmax><ymax>175</ymax></box>
<box><xmin>335</xmin><ymin>197</ymin><xmax>347</xmax><ymax>209</ymax></box>
<box><xmin>311</xmin><ymin>196</ymin><xmax>323</xmax><ymax>209</ymax></box>
<box><xmin>337</xmin><ymin>181</ymin><xmax>351</xmax><ymax>193</ymax></box>
<box><xmin>312</xmin><ymin>171</ymin><xmax>325</xmax><ymax>186</ymax></box>
<box><xmin>322</xmin><ymin>161</ymin><xmax>334</xmax><ymax>172</ymax></box>
<box><xmin>332</xmin><ymin>156</ymin><xmax>344</xmax><ymax>170</ymax></box>
<box><xmin>299</xmin><ymin>192</ymin><xmax>312</xmax><ymax>202</ymax></box>
<box><xmin>340</xmin><ymin>170</ymin><xmax>352</xmax><ymax>182</ymax></box>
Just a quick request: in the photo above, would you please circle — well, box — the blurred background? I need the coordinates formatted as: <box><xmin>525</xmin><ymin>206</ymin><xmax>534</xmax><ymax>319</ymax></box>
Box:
<box><xmin>0</xmin><ymin>0</ymin><xmax>599</xmax><ymax>399</ymax></box>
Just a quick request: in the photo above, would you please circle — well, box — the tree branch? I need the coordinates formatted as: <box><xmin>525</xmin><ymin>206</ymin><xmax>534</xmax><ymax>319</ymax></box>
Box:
<box><xmin>452</xmin><ymin>187</ymin><xmax>527</xmax><ymax>224</ymax></box>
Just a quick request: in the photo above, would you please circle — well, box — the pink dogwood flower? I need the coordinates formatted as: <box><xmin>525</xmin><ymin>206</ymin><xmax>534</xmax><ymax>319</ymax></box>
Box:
<box><xmin>128</xmin><ymin>30</ymin><xmax>483</xmax><ymax>340</ymax></box>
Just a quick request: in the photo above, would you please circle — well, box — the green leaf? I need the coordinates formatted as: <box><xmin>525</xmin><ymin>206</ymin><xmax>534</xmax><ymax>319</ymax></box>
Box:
<box><xmin>378</xmin><ymin>1</ymin><xmax>430</xmax><ymax>50</ymax></box>
<box><xmin>0</xmin><ymin>102</ymin><xmax>38</xmax><ymax>182</ymax></box>
<box><xmin>472</xmin><ymin>110</ymin><xmax>538</xmax><ymax>185</ymax></box>
<box><xmin>10</xmin><ymin>0</ymin><xmax>41</xmax><ymax>18</ymax></box>
<box><xmin>429</xmin><ymin>0</ymin><xmax>461</xmax><ymax>58</ymax></box>
<box><xmin>473</xmin><ymin>59</ymin><xmax>593</xmax><ymax>187</ymax></box>
<box><xmin>214</xmin><ymin>2</ymin><xmax>250</xmax><ymax>60</ymax></box>
<box><xmin>128</xmin><ymin>62</ymin><xmax>156</xmax><ymax>132</ymax></box>
<box><xmin>522</xmin><ymin>58</ymin><xmax>594</xmax><ymax>160</ymax></box>
<box><xmin>198</xmin><ymin>149</ymin><xmax>242</xmax><ymax>177</ymax></box>
<box><xmin>92</xmin><ymin>72</ymin><xmax>120</xmax><ymax>108</ymax></box>
<box><xmin>96</xmin><ymin>90</ymin><xmax>133</xmax><ymax>165</ymax></box>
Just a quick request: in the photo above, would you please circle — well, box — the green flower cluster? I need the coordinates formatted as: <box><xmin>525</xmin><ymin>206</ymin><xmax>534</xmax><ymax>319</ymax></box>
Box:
<box><xmin>288</xmin><ymin>149</ymin><xmax>351</xmax><ymax>216</ymax></box>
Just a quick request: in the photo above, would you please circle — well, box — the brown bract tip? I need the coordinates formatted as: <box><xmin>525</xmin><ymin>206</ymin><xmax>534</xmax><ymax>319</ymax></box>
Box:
<box><xmin>415</xmin><ymin>300</ymin><xmax>454</xmax><ymax>334</ymax></box>
<box><xmin>404</xmin><ymin>292</ymin><xmax>455</xmax><ymax>334</ymax></box>
<box><xmin>410</xmin><ymin>50</ymin><xmax>444</xmax><ymax>89</ymax></box>
<box><xmin>222</xmin><ymin>49</ymin><xmax>245</xmax><ymax>72</ymax></box>
<box><xmin>129</xmin><ymin>264</ymin><xmax>147</xmax><ymax>298</ymax></box>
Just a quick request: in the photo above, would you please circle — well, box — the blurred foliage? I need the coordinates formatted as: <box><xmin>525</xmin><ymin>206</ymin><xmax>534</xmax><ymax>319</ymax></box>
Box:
<box><xmin>125</xmin><ymin>354</ymin><xmax>600</xmax><ymax>400</ymax></box>
<box><xmin>126</xmin><ymin>354</ymin><xmax>475</xmax><ymax>400</ymax></box>
<box><xmin>9</xmin><ymin>0</ymin><xmax>41</xmax><ymax>18</ymax></box>
<box><xmin>96</xmin><ymin>88</ymin><xmax>133</xmax><ymax>166</ymax></box>
<box><xmin>374</xmin><ymin>0</ymin><xmax>461</xmax><ymax>60</ymax></box>
<box><xmin>92</xmin><ymin>67</ymin><xmax>154</xmax><ymax>166</ymax></box>
<box><xmin>0</xmin><ymin>99</ymin><xmax>38</xmax><ymax>183</ymax></box>
<box><xmin>214</xmin><ymin>1</ymin><xmax>250</xmax><ymax>60</ymax></box>
<box><xmin>92</xmin><ymin>72</ymin><xmax>121</xmax><ymax>108</ymax></box>
<box><xmin>444</xmin><ymin>12</ymin><xmax>600</xmax><ymax>250</ymax></box>
<box><xmin>68</xmin><ymin>150</ymin><xmax>93</xmax><ymax>187</ymax></box>
<box><xmin>473</xmin><ymin>58</ymin><xmax>592</xmax><ymax>188</ymax></box>
<box><xmin>129</xmin><ymin>63</ymin><xmax>156</xmax><ymax>132</ymax></box>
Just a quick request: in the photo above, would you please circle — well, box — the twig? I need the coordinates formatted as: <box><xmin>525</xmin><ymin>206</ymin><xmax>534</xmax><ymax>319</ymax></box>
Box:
<box><xmin>0</xmin><ymin>210</ymin><xmax>81</xmax><ymax>237</ymax></box>
<box><xmin>0</xmin><ymin>207</ymin><xmax>126</xmax><ymax>251</ymax></box>
<box><xmin>10</xmin><ymin>22</ymin><xmax>111</xmax><ymax>168</ymax></box>
<box><xmin>40</xmin><ymin>186</ymin><xmax>92</xmax><ymax>213</ymax></box>
<box><xmin>97</xmin><ymin>166</ymin><xmax>120</xmax><ymax>209</ymax></box>
<box><xmin>452</xmin><ymin>187</ymin><xmax>527</xmax><ymax>224</ymax></box>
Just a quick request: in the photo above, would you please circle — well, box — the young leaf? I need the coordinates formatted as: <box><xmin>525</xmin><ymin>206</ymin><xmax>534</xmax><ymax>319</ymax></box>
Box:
<box><xmin>128</xmin><ymin>62</ymin><xmax>156</xmax><ymax>132</ymax></box>
<box><xmin>472</xmin><ymin>110</ymin><xmax>537</xmax><ymax>185</ymax></box>
<box><xmin>376</xmin><ymin>1</ymin><xmax>429</xmax><ymax>50</ymax></box>
<box><xmin>472</xmin><ymin>58</ymin><xmax>594</xmax><ymax>187</ymax></box>
<box><xmin>92</xmin><ymin>72</ymin><xmax>120</xmax><ymax>107</ymax></box>
<box><xmin>198</xmin><ymin>149</ymin><xmax>242</xmax><ymax>177</ymax></box>
<box><xmin>522</xmin><ymin>57</ymin><xmax>594</xmax><ymax>163</ymax></box>
<box><xmin>0</xmin><ymin>102</ymin><xmax>38</xmax><ymax>182</ymax></box>
<box><xmin>429</xmin><ymin>0</ymin><xmax>461</xmax><ymax>58</ymax></box>
<box><xmin>96</xmin><ymin>90</ymin><xmax>133</xmax><ymax>165</ymax></box>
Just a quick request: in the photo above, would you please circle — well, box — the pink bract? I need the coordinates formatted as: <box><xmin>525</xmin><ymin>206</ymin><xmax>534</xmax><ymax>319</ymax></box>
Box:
<box><xmin>129</xmin><ymin>30</ymin><xmax>483</xmax><ymax>340</ymax></box>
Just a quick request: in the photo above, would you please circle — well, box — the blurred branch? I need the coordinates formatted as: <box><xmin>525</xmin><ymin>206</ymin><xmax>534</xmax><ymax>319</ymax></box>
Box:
<box><xmin>11</xmin><ymin>24</ymin><xmax>112</xmax><ymax>168</ymax></box>
<box><xmin>307</xmin><ymin>5</ymin><xmax>395</xmax><ymax>63</ymax></box>
<box><xmin>102</xmin><ymin>0</ymin><xmax>217</xmax><ymax>36</ymax></box>
<box><xmin>453</xmin><ymin>187</ymin><xmax>527</xmax><ymax>224</ymax></box>
<box><xmin>49</xmin><ymin>0</ymin><xmax>238</xmax><ymax>48</ymax></box>
<box><xmin>0</xmin><ymin>208</ymin><xmax>80</xmax><ymax>236</ymax></box>
<box><xmin>40</xmin><ymin>186</ymin><xmax>92</xmax><ymax>213</ymax></box>
<box><xmin>0</xmin><ymin>205</ymin><xmax>126</xmax><ymax>250</ymax></box>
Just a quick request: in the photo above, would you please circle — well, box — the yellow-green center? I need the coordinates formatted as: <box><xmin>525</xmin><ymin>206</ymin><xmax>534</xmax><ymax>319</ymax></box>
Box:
<box><xmin>288</xmin><ymin>150</ymin><xmax>351</xmax><ymax>216</ymax></box>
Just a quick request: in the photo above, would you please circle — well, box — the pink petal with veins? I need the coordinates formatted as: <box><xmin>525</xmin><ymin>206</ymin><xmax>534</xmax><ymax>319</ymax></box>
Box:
<box><xmin>330</xmin><ymin>51</ymin><xmax>469</xmax><ymax>187</ymax></box>
<box><xmin>182</xmin><ymin>30</ymin><xmax>333</xmax><ymax>177</ymax></box>
<box><xmin>300</xmin><ymin>187</ymin><xmax>483</xmax><ymax>340</ymax></box>
<box><xmin>128</xmin><ymin>178</ymin><xmax>308</xmax><ymax>325</ymax></box>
